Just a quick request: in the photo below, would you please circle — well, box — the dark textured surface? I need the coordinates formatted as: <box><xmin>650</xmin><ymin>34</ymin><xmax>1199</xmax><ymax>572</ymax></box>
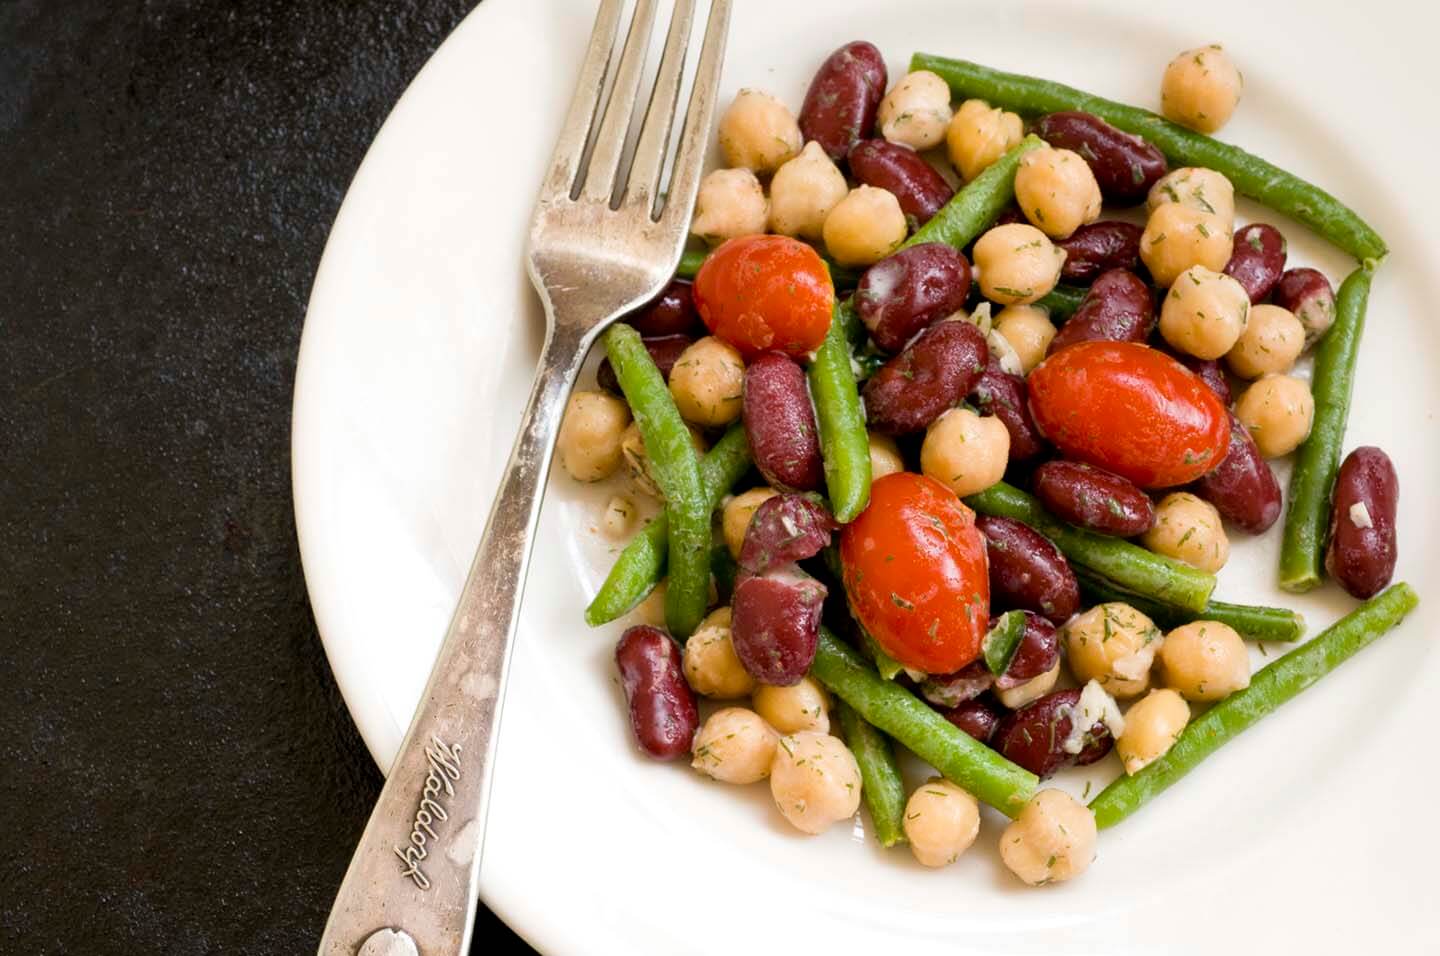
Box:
<box><xmin>0</xmin><ymin>1</ymin><xmax>533</xmax><ymax>952</ymax></box>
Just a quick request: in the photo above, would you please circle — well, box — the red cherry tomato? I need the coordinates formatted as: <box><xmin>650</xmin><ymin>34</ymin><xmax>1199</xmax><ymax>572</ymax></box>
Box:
<box><xmin>691</xmin><ymin>235</ymin><xmax>834</xmax><ymax>359</ymax></box>
<box><xmin>1028</xmin><ymin>341</ymin><xmax>1229</xmax><ymax>488</ymax></box>
<box><xmin>839</xmin><ymin>473</ymin><xmax>989</xmax><ymax>674</ymax></box>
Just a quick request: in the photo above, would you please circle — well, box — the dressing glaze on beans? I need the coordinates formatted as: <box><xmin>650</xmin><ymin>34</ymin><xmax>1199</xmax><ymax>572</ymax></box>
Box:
<box><xmin>854</xmin><ymin>243</ymin><xmax>972</xmax><ymax>353</ymax></box>
<box><xmin>864</xmin><ymin>321</ymin><xmax>989</xmax><ymax>434</ymax></box>
<box><xmin>799</xmin><ymin>41</ymin><xmax>888</xmax><ymax>161</ymax></box>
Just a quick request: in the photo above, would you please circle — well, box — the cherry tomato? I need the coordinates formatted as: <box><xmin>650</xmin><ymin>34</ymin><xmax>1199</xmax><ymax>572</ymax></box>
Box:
<box><xmin>839</xmin><ymin>472</ymin><xmax>989</xmax><ymax>674</ymax></box>
<box><xmin>1028</xmin><ymin>340</ymin><xmax>1229</xmax><ymax>488</ymax></box>
<box><xmin>691</xmin><ymin>235</ymin><xmax>834</xmax><ymax>359</ymax></box>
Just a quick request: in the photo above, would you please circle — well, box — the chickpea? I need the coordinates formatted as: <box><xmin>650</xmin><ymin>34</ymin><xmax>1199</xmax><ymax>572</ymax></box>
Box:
<box><xmin>1116</xmin><ymin>688</ymin><xmax>1190</xmax><ymax>775</ymax></box>
<box><xmin>683</xmin><ymin>607</ymin><xmax>754</xmax><ymax>699</ymax></box>
<box><xmin>1148</xmin><ymin>167</ymin><xmax>1236</xmax><ymax>225</ymax></box>
<box><xmin>921</xmin><ymin>407</ymin><xmax>1010</xmax><ymax>498</ymax></box>
<box><xmin>717</xmin><ymin>88</ymin><xmax>802</xmax><ymax>173</ymax></box>
<box><xmin>999</xmin><ymin>789</ymin><xmax>1097</xmax><ymax>886</ymax></box>
<box><xmin>557</xmin><ymin>390</ymin><xmax>631</xmax><ymax>481</ymax></box>
<box><xmin>1161</xmin><ymin>45</ymin><xmax>1243</xmax><ymax>134</ymax></box>
<box><xmin>946</xmin><ymin>98</ymin><xmax>1024</xmax><ymax>182</ymax></box>
<box><xmin>995</xmin><ymin>661</ymin><xmax>1060</xmax><ymax>710</ymax></box>
<box><xmin>1143</xmin><ymin>492</ymin><xmax>1230</xmax><ymax>573</ymax></box>
<box><xmin>1141</xmin><ymin>203</ymin><xmax>1233</xmax><ymax>288</ymax></box>
<box><xmin>691</xmin><ymin>707</ymin><xmax>778</xmax><ymax>784</ymax></box>
<box><xmin>600</xmin><ymin>495</ymin><xmax>638</xmax><ymax>539</ymax></box>
<box><xmin>1234</xmin><ymin>374</ymin><xmax>1314</xmax><ymax>458</ymax></box>
<box><xmin>769</xmin><ymin>731</ymin><xmax>862</xmax><ymax>835</ymax></box>
<box><xmin>622</xmin><ymin>421</ymin><xmax>707</xmax><ymax>498</ymax></box>
<box><xmin>823</xmin><ymin>186</ymin><xmax>908</xmax><ymax>267</ymax></box>
<box><xmin>668</xmin><ymin>336</ymin><xmax>745</xmax><ymax>427</ymax></box>
<box><xmin>1157</xmin><ymin>620</ymin><xmax>1250</xmax><ymax>702</ymax></box>
<box><xmin>867</xmin><ymin>431</ymin><xmax>905</xmax><ymax>480</ymax></box>
<box><xmin>903</xmin><ymin>778</ymin><xmax>981</xmax><ymax>867</ymax></box>
<box><xmin>993</xmin><ymin>304</ymin><xmax>1057</xmax><ymax>373</ymax></box>
<box><xmin>690</xmin><ymin>168</ymin><xmax>768</xmax><ymax>246</ymax></box>
<box><xmin>753</xmin><ymin>675</ymin><xmax>831</xmax><ymax>734</ymax></box>
<box><xmin>634</xmin><ymin>580</ymin><xmax>667</xmax><ymax>628</ymax></box>
<box><xmin>722</xmin><ymin>487</ymin><xmax>779</xmax><ymax>559</ymax></box>
<box><xmin>1015</xmin><ymin>147</ymin><xmax>1103</xmax><ymax>240</ymax></box>
<box><xmin>972</xmin><ymin>223</ymin><xmax>1065</xmax><ymax>305</ymax></box>
<box><xmin>768</xmin><ymin>141</ymin><xmax>848</xmax><ymax>240</ymax></box>
<box><xmin>1158</xmin><ymin>265</ymin><xmax>1250</xmax><ymax>359</ymax></box>
<box><xmin>1063</xmin><ymin>602</ymin><xmax>1164</xmax><ymax>699</ymax></box>
<box><xmin>877</xmin><ymin>70</ymin><xmax>954</xmax><ymax>151</ymax></box>
<box><xmin>1226</xmin><ymin>304</ymin><xmax>1304</xmax><ymax>379</ymax></box>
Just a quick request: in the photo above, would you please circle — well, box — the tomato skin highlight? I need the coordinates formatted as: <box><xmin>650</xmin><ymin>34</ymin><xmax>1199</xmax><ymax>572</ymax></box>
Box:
<box><xmin>1028</xmin><ymin>341</ymin><xmax>1230</xmax><ymax>489</ymax></box>
<box><xmin>691</xmin><ymin>235</ymin><xmax>835</xmax><ymax>359</ymax></box>
<box><xmin>839</xmin><ymin>472</ymin><xmax>990</xmax><ymax>674</ymax></box>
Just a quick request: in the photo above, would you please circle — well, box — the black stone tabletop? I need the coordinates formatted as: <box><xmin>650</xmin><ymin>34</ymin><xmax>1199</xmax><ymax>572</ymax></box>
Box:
<box><xmin>2</xmin><ymin>2</ymin><xmax>533</xmax><ymax>951</ymax></box>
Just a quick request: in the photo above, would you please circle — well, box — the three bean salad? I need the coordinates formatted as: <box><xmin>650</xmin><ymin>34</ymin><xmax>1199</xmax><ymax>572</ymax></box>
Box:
<box><xmin>556</xmin><ymin>39</ymin><xmax>1415</xmax><ymax>886</ymax></box>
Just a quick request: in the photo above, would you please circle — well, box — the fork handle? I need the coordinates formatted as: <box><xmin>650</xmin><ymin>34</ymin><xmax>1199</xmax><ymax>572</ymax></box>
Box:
<box><xmin>319</xmin><ymin>324</ymin><xmax>588</xmax><ymax>956</ymax></box>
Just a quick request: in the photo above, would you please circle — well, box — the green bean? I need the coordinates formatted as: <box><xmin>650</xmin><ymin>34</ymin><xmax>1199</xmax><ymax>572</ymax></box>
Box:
<box><xmin>585</xmin><ymin>424</ymin><xmax>751</xmax><ymax>626</ymax></box>
<box><xmin>812</xmin><ymin>629</ymin><xmax>1038</xmax><ymax>816</ymax></box>
<box><xmin>599</xmin><ymin>326</ymin><xmax>714</xmax><ymax>636</ymax></box>
<box><xmin>911</xmin><ymin>54</ymin><xmax>1387</xmax><ymax>263</ymax></box>
<box><xmin>982</xmin><ymin>610</ymin><xmax>1027</xmax><ymax>675</ymax></box>
<box><xmin>676</xmin><ymin>248</ymin><xmax>707</xmax><ymax>280</ymax></box>
<box><xmin>1279</xmin><ymin>265</ymin><xmax>1375</xmax><ymax>592</ymax></box>
<box><xmin>966</xmin><ymin>481</ymin><xmax>1215</xmax><ymax>613</ymax></box>
<box><xmin>1074</xmin><ymin>566</ymin><xmax>1305</xmax><ymax>643</ymax></box>
<box><xmin>835</xmin><ymin>701</ymin><xmax>907</xmax><ymax>848</ymax></box>
<box><xmin>903</xmin><ymin>135</ymin><xmax>1045</xmax><ymax>251</ymax></box>
<box><xmin>674</xmin><ymin>246</ymin><xmax>863</xmax><ymax>288</ymax></box>
<box><xmin>809</xmin><ymin>308</ymin><xmax>871</xmax><ymax>523</ymax></box>
<box><xmin>1090</xmin><ymin>582</ymin><xmax>1418</xmax><ymax>828</ymax></box>
<box><xmin>1036</xmin><ymin>283</ymin><xmax>1087</xmax><ymax>320</ymax></box>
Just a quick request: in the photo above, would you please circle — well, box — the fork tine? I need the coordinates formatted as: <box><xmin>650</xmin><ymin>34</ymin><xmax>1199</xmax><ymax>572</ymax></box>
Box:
<box><xmin>537</xmin><ymin>0</ymin><xmax>625</xmax><ymax>204</ymax></box>
<box><xmin>658</xmin><ymin>0</ymin><xmax>732</xmax><ymax>238</ymax></box>
<box><xmin>579</xmin><ymin>0</ymin><xmax>659</xmax><ymax>204</ymax></box>
<box><xmin>623</xmin><ymin>0</ymin><xmax>697</xmax><ymax>214</ymax></box>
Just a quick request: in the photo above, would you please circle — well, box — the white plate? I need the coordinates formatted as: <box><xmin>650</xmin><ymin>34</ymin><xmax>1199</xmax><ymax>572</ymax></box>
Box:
<box><xmin>293</xmin><ymin>1</ymin><xmax>1440</xmax><ymax>951</ymax></box>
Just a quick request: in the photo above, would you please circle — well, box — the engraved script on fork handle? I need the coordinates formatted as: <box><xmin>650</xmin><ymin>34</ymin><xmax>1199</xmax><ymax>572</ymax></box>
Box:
<box><xmin>317</xmin><ymin>320</ymin><xmax>591</xmax><ymax>956</ymax></box>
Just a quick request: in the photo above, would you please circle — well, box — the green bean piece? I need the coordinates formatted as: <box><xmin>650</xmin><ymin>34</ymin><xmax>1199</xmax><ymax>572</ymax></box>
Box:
<box><xmin>903</xmin><ymin>135</ymin><xmax>1046</xmax><ymax>252</ymax></box>
<box><xmin>676</xmin><ymin>247</ymin><xmax>707</xmax><ymax>280</ymax></box>
<box><xmin>1035</xmin><ymin>284</ymin><xmax>1087</xmax><ymax>320</ymax></box>
<box><xmin>1090</xmin><ymin>582</ymin><xmax>1418</xmax><ymax>828</ymax></box>
<box><xmin>835</xmin><ymin>701</ymin><xmax>908</xmax><ymax>848</ymax></box>
<box><xmin>982</xmin><ymin>610</ymin><xmax>1027</xmax><ymax>675</ymax></box>
<box><xmin>1279</xmin><ymin>265</ymin><xmax>1375</xmax><ymax>592</ymax></box>
<box><xmin>674</xmin><ymin>246</ymin><xmax>863</xmax><ymax>288</ymax></box>
<box><xmin>911</xmin><ymin>54</ymin><xmax>1387</xmax><ymax>263</ymax></box>
<box><xmin>812</xmin><ymin>629</ymin><xmax>1039</xmax><ymax>816</ymax></box>
<box><xmin>966</xmin><ymin>481</ymin><xmax>1215</xmax><ymax>613</ymax></box>
<box><xmin>599</xmin><ymin>326</ymin><xmax>713</xmax><ymax>636</ymax></box>
<box><xmin>1074</xmin><ymin>566</ymin><xmax>1305</xmax><ymax>643</ymax></box>
<box><xmin>584</xmin><ymin>424</ymin><xmax>752</xmax><ymax>627</ymax></box>
<box><xmin>809</xmin><ymin>309</ymin><xmax>871</xmax><ymax>523</ymax></box>
<box><xmin>710</xmin><ymin>541</ymin><xmax>739</xmax><ymax>605</ymax></box>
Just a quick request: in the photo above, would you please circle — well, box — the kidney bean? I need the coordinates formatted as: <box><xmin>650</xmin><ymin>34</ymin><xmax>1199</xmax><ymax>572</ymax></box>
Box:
<box><xmin>975</xmin><ymin>515</ymin><xmax>1079</xmax><ymax>625</ymax></box>
<box><xmin>1033</xmin><ymin>111</ymin><xmax>1168</xmax><ymax>204</ymax></box>
<box><xmin>992</xmin><ymin>205</ymin><xmax>1027</xmax><ymax>228</ymax></box>
<box><xmin>743</xmin><ymin>353</ymin><xmax>823</xmax><ymax>491</ymax></box>
<box><xmin>855</xmin><ymin>243</ymin><xmax>972</xmax><ymax>353</ymax></box>
<box><xmin>863</xmin><ymin>320</ymin><xmax>988</xmax><ymax>435</ymax></box>
<box><xmin>1033</xmin><ymin>460</ymin><xmax>1156</xmax><ymax>537</ymax></box>
<box><xmin>943</xmin><ymin>697</ymin><xmax>1002</xmax><ymax>743</ymax></box>
<box><xmin>920</xmin><ymin>661</ymin><xmax>993</xmax><ymax>708</ymax></box>
<box><xmin>848</xmin><ymin>139</ymin><xmax>955</xmax><ymax>227</ymax></box>
<box><xmin>993</xmin><ymin>688</ymin><xmax>1113</xmax><ymax>777</ymax></box>
<box><xmin>1191</xmin><ymin>413</ymin><xmax>1282</xmax><ymax>534</ymax></box>
<box><xmin>1177</xmin><ymin>355</ymin><xmax>1232</xmax><ymax>405</ymax></box>
<box><xmin>799</xmin><ymin>41</ymin><xmax>887</xmax><ymax>161</ymax></box>
<box><xmin>1272</xmin><ymin>267</ymin><xmax>1337</xmax><ymax>344</ymax></box>
<box><xmin>1224</xmin><ymin>223</ymin><xmax>1287</xmax><ymax>303</ymax></box>
<box><xmin>633</xmin><ymin>279</ymin><xmax>703</xmax><ymax>337</ymax></box>
<box><xmin>994</xmin><ymin>611</ymin><xmax>1061</xmax><ymax>690</ymax></box>
<box><xmin>596</xmin><ymin>334</ymin><xmax>693</xmax><ymax>394</ymax></box>
<box><xmin>738</xmin><ymin>493</ymin><xmax>836</xmax><ymax>576</ymax></box>
<box><xmin>1325</xmin><ymin>446</ymin><xmax>1399</xmax><ymax>599</ymax></box>
<box><xmin>615</xmin><ymin>626</ymin><xmax>699</xmax><ymax>760</ymax></box>
<box><xmin>731</xmin><ymin>565</ymin><xmax>827</xmax><ymax>685</ymax></box>
<box><xmin>1047</xmin><ymin>269</ymin><xmax>1154</xmax><ymax>355</ymax></box>
<box><xmin>969</xmin><ymin>359</ymin><xmax>1047</xmax><ymax>460</ymax></box>
<box><xmin>1056</xmin><ymin>221</ymin><xmax>1143</xmax><ymax>284</ymax></box>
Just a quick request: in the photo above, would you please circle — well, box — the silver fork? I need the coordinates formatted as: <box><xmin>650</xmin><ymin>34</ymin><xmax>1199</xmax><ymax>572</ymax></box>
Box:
<box><xmin>317</xmin><ymin>1</ymin><xmax>730</xmax><ymax>952</ymax></box>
